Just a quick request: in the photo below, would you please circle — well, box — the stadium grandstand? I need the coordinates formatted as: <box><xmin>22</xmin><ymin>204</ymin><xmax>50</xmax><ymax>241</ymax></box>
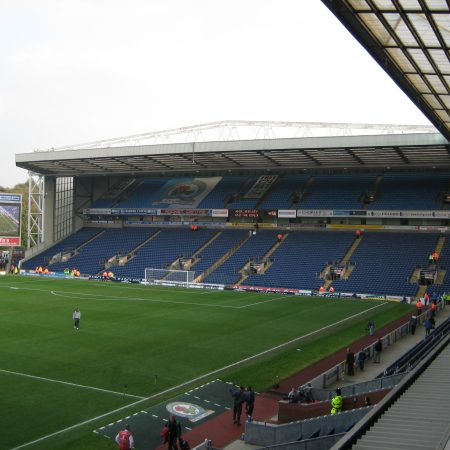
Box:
<box><xmin>10</xmin><ymin>1</ymin><xmax>450</xmax><ymax>449</ymax></box>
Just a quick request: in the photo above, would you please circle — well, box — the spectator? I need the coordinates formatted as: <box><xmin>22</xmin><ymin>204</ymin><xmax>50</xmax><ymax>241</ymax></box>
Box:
<box><xmin>409</xmin><ymin>315</ymin><xmax>418</xmax><ymax>335</ymax></box>
<box><xmin>160</xmin><ymin>421</ymin><xmax>169</xmax><ymax>445</ymax></box>
<box><xmin>287</xmin><ymin>387</ymin><xmax>296</xmax><ymax>403</ymax></box>
<box><xmin>244</xmin><ymin>386</ymin><xmax>255</xmax><ymax>418</ymax></box>
<box><xmin>357</xmin><ymin>348</ymin><xmax>367</xmax><ymax>371</ymax></box>
<box><xmin>416</xmin><ymin>299</ymin><xmax>424</xmax><ymax>315</ymax></box>
<box><xmin>367</xmin><ymin>319</ymin><xmax>375</xmax><ymax>336</ymax></box>
<box><xmin>346</xmin><ymin>348</ymin><xmax>355</xmax><ymax>376</ymax></box>
<box><xmin>424</xmin><ymin>318</ymin><xmax>433</xmax><ymax>336</ymax></box>
<box><xmin>430</xmin><ymin>300</ymin><xmax>437</xmax><ymax>317</ymax></box>
<box><xmin>167</xmin><ymin>414</ymin><xmax>179</xmax><ymax>450</ymax></box>
<box><xmin>115</xmin><ymin>424</ymin><xmax>134</xmax><ymax>450</ymax></box>
<box><xmin>373</xmin><ymin>339</ymin><xmax>382</xmax><ymax>363</ymax></box>
<box><xmin>230</xmin><ymin>386</ymin><xmax>245</xmax><ymax>425</ymax></box>
<box><xmin>330</xmin><ymin>388</ymin><xmax>343</xmax><ymax>415</ymax></box>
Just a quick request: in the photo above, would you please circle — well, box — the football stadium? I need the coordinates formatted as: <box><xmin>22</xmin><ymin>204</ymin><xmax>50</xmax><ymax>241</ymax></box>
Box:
<box><xmin>2</xmin><ymin>1</ymin><xmax>450</xmax><ymax>450</ymax></box>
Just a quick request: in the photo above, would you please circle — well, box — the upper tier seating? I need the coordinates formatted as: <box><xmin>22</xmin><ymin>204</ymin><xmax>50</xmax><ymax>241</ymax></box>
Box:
<box><xmin>259</xmin><ymin>175</ymin><xmax>308</xmax><ymax>209</ymax></box>
<box><xmin>50</xmin><ymin>228</ymin><xmax>157</xmax><ymax>275</ymax></box>
<box><xmin>227</xmin><ymin>176</ymin><xmax>261</xmax><ymax>209</ymax></box>
<box><xmin>112</xmin><ymin>228</ymin><xmax>217</xmax><ymax>279</ymax></box>
<box><xmin>198</xmin><ymin>176</ymin><xmax>248</xmax><ymax>208</ymax></box>
<box><xmin>332</xmin><ymin>232</ymin><xmax>437</xmax><ymax>296</ymax></box>
<box><xmin>245</xmin><ymin>231</ymin><xmax>354</xmax><ymax>290</ymax></box>
<box><xmin>115</xmin><ymin>178</ymin><xmax>170</xmax><ymax>208</ymax></box>
<box><xmin>298</xmin><ymin>174</ymin><xmax>375</xmax><ymax>210</ymax></box>
<box><xmin>369</xmin><ymin>172</ymin><xmax>449</xmax><ymax>210</ymax></box>
<box><xmin>204</xmin><ymin>230</ymin><xmax>279</xmax><ymax>285</ymax></box>
<box><xmin>21</xmin><ymin>228</ymin><xmax>102</xmax><ymax>270</ymax></box>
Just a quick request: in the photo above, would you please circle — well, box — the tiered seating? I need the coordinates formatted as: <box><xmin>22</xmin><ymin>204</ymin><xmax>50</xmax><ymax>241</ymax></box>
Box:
<box><xmin>113</xmin><ymin>228</ymin><xmax>217</xmax><ymax>279</ymax></box>
<box><xmin>115</xmin><ymin>178</ymin><xmax>169</xmax><ymax>208</ymax></box>
<box><xmin>204</xmin><ymin>230</ymin><xmax>279</xmax><ymax>285</ymax></box>
<box><xmin>369</xmin><ymin>172</ymin><xmax>449</xmax><ymax>210</ymax></box>
<box><xmin>192</xmin><ymin>230</ymin><xmax>248</xmax><ymax>277</ymax></box>
<box><xmin>298</xmin><ymin>174</ymin><xmax>375</xmax><ymax>210</ymax></box>
<box><xmin>426</xmin><ymin>237</ymin><xmax>450</xmax><ymax>296</ymax></box>
<box><xmin>332</xmin><ymin>233</ymin><xmax>437</xmax><ymax>296</ymax></box>
<box><xmin>198</xmin><ymin>176</ymin><xmax>248</xmax><ymax>208</ymax></box>
<box><xmin>21</xmin><ymin>228</ymin><xmax>102</xmax><ymax>270</ymax></box>
<box><xmin>50</xmin><ymin>228</ymin><xmax>156</xmax><ymax>275</ymax></box>
<box><xmin>227</xmin><ymin>176</ymin><xmax>261</xmax><ymax>209</ymax></box>
<box><xmin>246</xmin><ymin>231</ymin><xmax>354</xmax><ymax>290</ymax></box>
<box><xmin>259</xmin><ymin>175</ymin><xmax>308</xmax><ymax>209</ymax></box>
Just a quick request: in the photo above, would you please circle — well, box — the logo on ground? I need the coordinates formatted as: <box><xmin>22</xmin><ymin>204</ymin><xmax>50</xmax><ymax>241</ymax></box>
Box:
<box><xmin>166</xmin><ymin>402</ymin><xmax>214</xmax><ymax>422</ymax></box>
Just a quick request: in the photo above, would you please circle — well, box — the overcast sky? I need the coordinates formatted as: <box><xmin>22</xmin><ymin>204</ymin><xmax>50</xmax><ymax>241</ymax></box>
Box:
<box><xmin>0</xmin><ymin>0</ymin><xmax>432</xmax><ymax>187</ymax></box>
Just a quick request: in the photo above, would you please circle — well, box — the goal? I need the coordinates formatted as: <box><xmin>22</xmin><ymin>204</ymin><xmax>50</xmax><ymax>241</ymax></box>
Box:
<box><xmin>144</xmin><ymin>268</ymin><xmax>196</xmax><ymax>287</ymax></box>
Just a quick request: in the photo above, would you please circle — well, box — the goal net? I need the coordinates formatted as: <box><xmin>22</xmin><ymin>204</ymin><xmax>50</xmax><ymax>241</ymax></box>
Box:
<box><xmin>144</xmin><ymin>268</ymin><xmax>196</xmax><ymax>287</ymax></box>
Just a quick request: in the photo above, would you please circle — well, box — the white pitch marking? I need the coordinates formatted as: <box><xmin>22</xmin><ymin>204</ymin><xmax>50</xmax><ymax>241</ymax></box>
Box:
<box><xmin>151</xmin><ymin>414</ymin><xmax>159</xmax><ymax>418</ymax></box>
<box><xmin>238</xmin><ymin>296</ymin><xmax>283</xmax><ymax>308</ymax></box>
<box><xmin>141</xmin><ymin>410</ymin><xmax>148</xmax><ymax>414</ymax></box>
<box><xmin>2</xmin><ymin>284</ymin><xmax>285</xmax><ymax>310</ymax></box>
<box><xmin>49</xmin><ymin>289</ymin><xmax>248</xmax><ymax>309</ymax></box>
<box><xmin>0</xmin><ymin>368</ymin><xmax>145</xmax><ymax>399</ymax></box>
<box><xmin>9</xmin><ymin>301</ymin><xmax>388</xmax><ymax>450</ymax></box>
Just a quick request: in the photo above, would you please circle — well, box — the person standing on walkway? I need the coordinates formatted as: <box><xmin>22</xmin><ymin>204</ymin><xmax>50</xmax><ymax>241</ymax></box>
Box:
<box><xmin>346</xmin><ymin>348</ymin><xmax>355</xmax><ymax>376</ymax></box>
<box><xmin>167</xmin><ymin>414</ymin><xmax>179</xmax><ymax>450</ymax></box>
<box><xmin>416</xmin><ymin>299</ymin><xmax>423</xmax><ymax>315</ymax></box>
<box><xmin>373</xmin><ymin>339</ymin><xmax>382</xmax><ymax>363</ymax></box>
<box><xmin>409</xmin><ymin>315</ymin><xmax>418</xmax><ymax>335</ymax></box>
<box><xmin>357</xmin><ymin>347</ymin><xmax>367</xmax><ymax>371</ymax></box>
<box><xmin>424</xmin><ymin>318</ymin><xmax>433</xmax><ymax>336</ymax></box>
<box><xmin>367</xmin><ymin>319</ymin><xmax>375</xmax><ymax>336</ymax></box>
<box><xmin>331</xmin><ymin>388</ymin><xmax>343</xmax><ymax>415</ymax></box>
<box><xmin>230</xmin><ymin>386</ymin><xmax>245</xmax><ymax>425</ymax></box>
<box><xmin>244</xmin><ymin>386</ymin><xmax>255</xmax><ymax>418</ymax></box>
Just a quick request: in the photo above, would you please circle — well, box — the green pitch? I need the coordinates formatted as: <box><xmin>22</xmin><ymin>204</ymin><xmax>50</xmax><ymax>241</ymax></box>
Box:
<box><xmin>0</xmin><ymin>276</ymin><xmax>411</xmax><ymax>450</ymax></box>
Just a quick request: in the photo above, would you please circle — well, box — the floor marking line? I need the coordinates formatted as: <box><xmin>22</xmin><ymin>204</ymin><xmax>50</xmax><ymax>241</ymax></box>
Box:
<box><xmin>9</xmin><ymin>301</ymin><xmax>387</xmax><ymax>450</ymax></box>
<box><xmin>0</xmin><ymin>368</ymin><xmax>145</xmax><ymax>400</ymax></box>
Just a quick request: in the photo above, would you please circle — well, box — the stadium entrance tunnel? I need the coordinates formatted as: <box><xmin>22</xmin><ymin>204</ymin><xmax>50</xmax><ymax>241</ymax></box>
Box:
<box><xmin>94</xmin><ymin>379</ymin><xmax>233</xmax><ymax>449</ymax></box>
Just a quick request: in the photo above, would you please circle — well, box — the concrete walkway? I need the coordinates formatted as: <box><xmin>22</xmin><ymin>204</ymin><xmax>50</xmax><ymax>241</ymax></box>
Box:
<box><xmin>223</xmin><ymin>305</ymin><xmax>449</xmax><ymax>450</ymax></box>
<box><xmin>332</xmin><ymin>304</ymin><xmax>449</xmax><ymax>388</ymax></box>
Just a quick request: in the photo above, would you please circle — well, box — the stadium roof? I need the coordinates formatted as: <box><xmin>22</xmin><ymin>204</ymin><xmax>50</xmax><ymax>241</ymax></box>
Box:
<box><xmin>15</xmin><ymin>131</ymin><xmax>450</xmax><ymax>177</ymax></box>
<box><xmin>322</xmin><ymin>0</ymin><xmax>450</xmax><ymax>141</ymax></box>
<box><xmin>16</xmin><ymin>0</ymin><xmax>450</xmax><ymax>179</ymax></box>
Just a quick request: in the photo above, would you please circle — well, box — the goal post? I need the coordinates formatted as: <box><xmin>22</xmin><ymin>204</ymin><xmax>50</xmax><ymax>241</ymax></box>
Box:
<box><xmin>144</xmin><ymin>268</ymin><xmax>196</xmax><ymax>287</ymax></box>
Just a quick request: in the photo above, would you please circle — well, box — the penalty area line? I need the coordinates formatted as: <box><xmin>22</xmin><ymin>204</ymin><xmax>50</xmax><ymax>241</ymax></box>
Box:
<box><xmin>0</xmin><ymin>368</ymin><xmax>144</xmax><ymax>400</ymax></box>
<box><xmin>9</xmin><ymin>301</ymin><xmax>388</xmax><ymax>450</ymax></box>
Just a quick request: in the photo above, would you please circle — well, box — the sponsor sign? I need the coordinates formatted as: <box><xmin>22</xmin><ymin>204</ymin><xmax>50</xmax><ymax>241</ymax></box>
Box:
<box><xmin>211</xmin><ymin>209</ymin><xmax>229</xmax><ymax>218</ymax></box>
<box><xmin>159</xmin><ymin>209</ymin><xmax>210</xmax><ymax>216</ymax></box>
<box><xmin>278</xmin><ymin>209</ymin><xmax>296</xmax><ymax>218</ymax></box>
<box><xmin>166</xmin><ymin>402</ymin><xmax>214</xmax><ymax>422</ymax></box>
<box><xmin>297</xmin><ymin>209</ymin><xmax>333</xmax><ymax>217</ymax></box>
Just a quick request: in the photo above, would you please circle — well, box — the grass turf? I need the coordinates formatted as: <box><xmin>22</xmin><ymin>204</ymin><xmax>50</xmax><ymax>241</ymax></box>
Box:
<box><xmin>0</xmin><ymin>276</ymin><xmax>412</xmax><ymax>449</ymax></box>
